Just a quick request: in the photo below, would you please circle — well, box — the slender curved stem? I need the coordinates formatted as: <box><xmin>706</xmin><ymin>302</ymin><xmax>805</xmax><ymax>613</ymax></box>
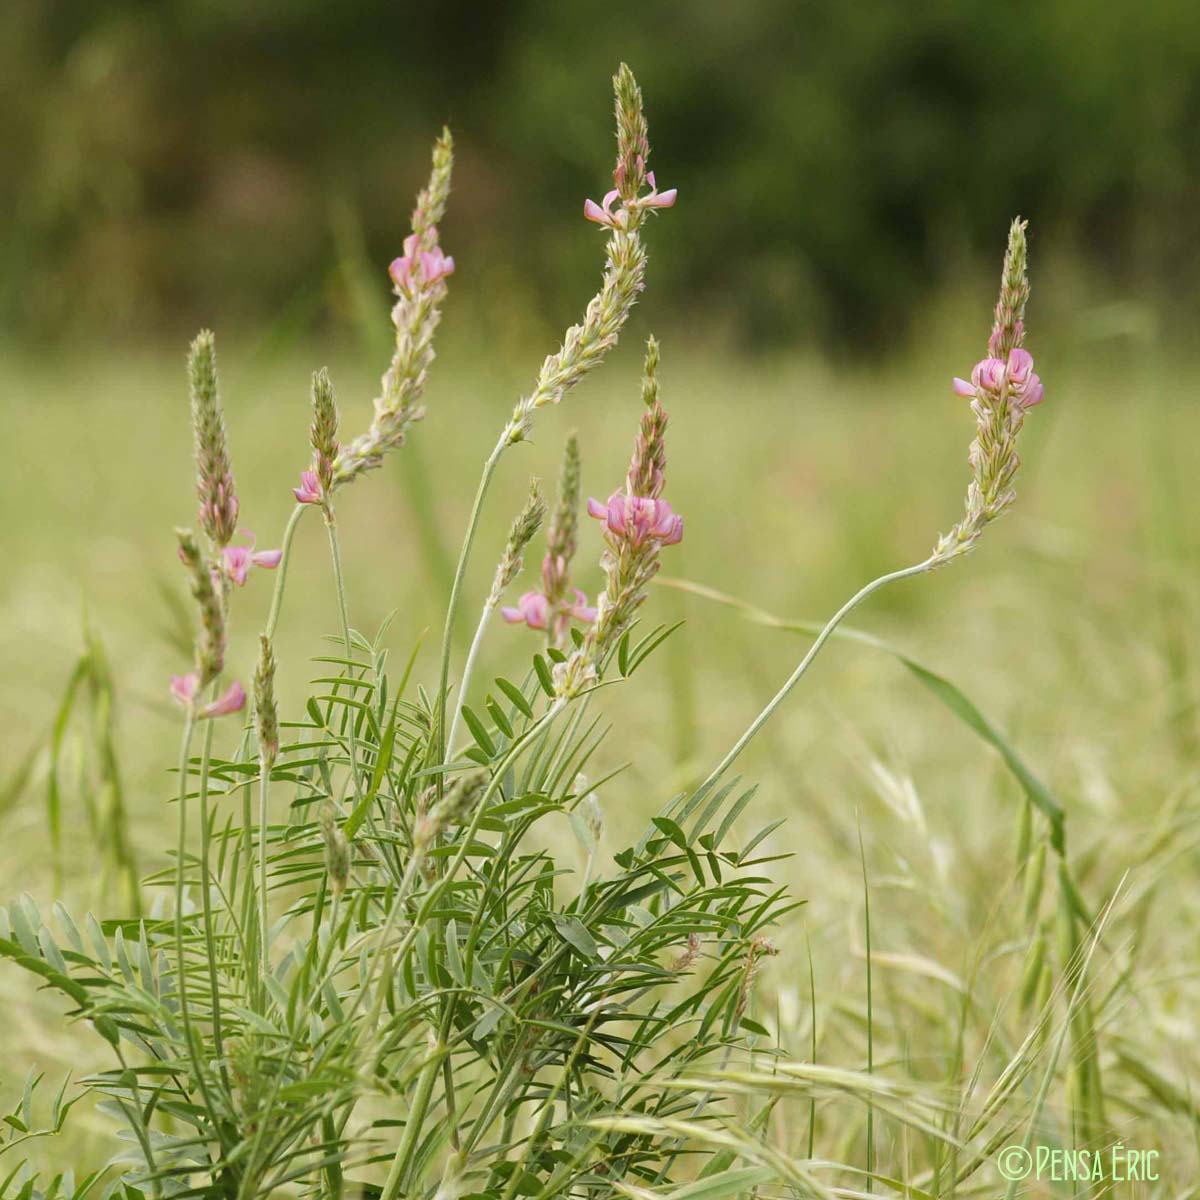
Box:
<box><xmin>435</xmin><ymin>435</ymin><xmax>507</xmax><ymax>767</ymax></box>
<box><xmin>447</xmin><ymin>598</ymin><xmax>495</xmax><ymax>754</ymax></box>
<box><xmin>698</xmin><ymin>557</ymin><xmax>936</xmax><ymax>794</ymax></box>
<box><xmin>263</xmin><ymin>503</ymin><xmax>309</xmax><ymax>641</ymax></box>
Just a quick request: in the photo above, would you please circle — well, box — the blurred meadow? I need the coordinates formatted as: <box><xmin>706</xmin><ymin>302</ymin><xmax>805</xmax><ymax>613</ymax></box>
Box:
<box><xmin>4</xmin><ymin>0</ymin><xmax>1200</xmax><ymax>1188</ymax></box>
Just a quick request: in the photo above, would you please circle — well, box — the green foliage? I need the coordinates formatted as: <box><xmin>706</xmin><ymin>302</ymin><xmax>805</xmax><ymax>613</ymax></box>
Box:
<box><xmin>5</xmin><ymin>2</ymin><xmax>1200</xmax><ymax>343</ymax></box>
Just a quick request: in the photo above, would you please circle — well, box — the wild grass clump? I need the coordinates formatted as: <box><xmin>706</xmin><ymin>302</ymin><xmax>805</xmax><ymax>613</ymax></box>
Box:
<box><xmin>2</xmin><ymin>63</ymin><xmax>1110</xmax><ymax>1200</ymax></box>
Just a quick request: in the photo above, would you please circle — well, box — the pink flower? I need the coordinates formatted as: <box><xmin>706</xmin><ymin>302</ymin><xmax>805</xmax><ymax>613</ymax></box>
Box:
<box><xmin>971</xmin><ymin>357</ymin><xmax>1008</xmax><ymax>392</ymax></box>
<box><xmin>501</xmin><ymin>591</ymin><xmax>551</xmax><ymax>631</ymax></box>
<box><xmin>501</xmin><ymin>588</ymin><xmax>596</xmax><ymax>631</ymax></box>
<box><xmin>222</xmin><ymin>531</ymin><xmax>282</xmax><ymax>586</ymax></box>
<box><xmin>642</xmin><ymin>170</ymin><xmax>678</xmax><ymax>209</ymax></box>
<box><xmin>584</xmin><ymin>189</ymin><xmax>622</xmax><ymax>229</ymax></box>
<box><xmin>584</xmin><ymin>173</ymin><xmax>677</xmax><ymax>228</ymax></box>
<box><xmin>294</xmin><ymin>469</ymin><xmax>322</xmax><ymax>505</ymax></box>
<box><xmin>168</xmin><ymin>675</ymin><xmax>247</xmax><ymax>719</ymax></box>
<box><xmin>953</xmin><ymin>349</ymin><xmax>1044</xmax><ymax>408</ymax></box>
<box><xmin>389</xmin><ymin>232</ymin><xmax>455</xmax><ymax>291</ymax></box>
<box><xmin>1020</xmin><ymin>375</ymin><xmax>1045</xmax><ymax>408</ymax></box>
<box><xmin>563</xmin><ymin>588</ymin><xmax>598</xmax><ymax>623</ymax></box>
<box><xmin>586</xmin><ymin>491</ymin><xmax>683</xmax><ymax>547</ymax></box>
<box><xmin>171</xmin><ymin>671</ymin><xmax>200</xmax><ymax>707</ymax></box>
<box><xmin>202</xmin><ymin>681</ymin><xmax>246</xmax><ymax>719</ymax></box>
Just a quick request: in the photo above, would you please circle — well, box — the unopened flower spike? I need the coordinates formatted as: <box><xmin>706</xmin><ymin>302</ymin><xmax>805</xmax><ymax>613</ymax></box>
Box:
<box><xmin>176</xmin><ymin>528</ymin><xmax>225</xmax><ymax>685</ymax></box>
<box><xmin>320</xmin><ymin>804</ymin><xmax>350</xmax><ymax>899</ymax></box>
<box><xmin>336</xmin><ymin>129</ymin><xmax>455</xmax><ymax>485</ymax></box>
<box><xmin>490</xmin><ymin>479</ymin><xmax>547</xmax><ymax>608</ymax></box>
<box><xmin>542</xmin><ymin>433</ymin><xmax>582</xmax><ymax>603</ymax></box>
<box><xmin>189</xmin><ymin>330</ymin><xmax>239</xmax><ymax>548</ymax></box>
<box><xmin>254</xmin><ymin>634</ymin><xmax>279</xmax><ymax>768</ymax></box>
<box><xmin>935</xmin><ymin>218</ymin><xmax>1045</xmax><ymax>563</ymax></box>
<box><xmin>294</xmin><ymin>368</ymin><xmax>340</xmax><ymax>507</ymax></box>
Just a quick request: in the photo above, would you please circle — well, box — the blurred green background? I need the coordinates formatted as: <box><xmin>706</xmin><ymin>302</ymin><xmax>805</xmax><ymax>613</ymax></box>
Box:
<box><xmin>4</xmin><ymin>0</ymin><xmax>1200</xmax><ymax>348</ymax></box>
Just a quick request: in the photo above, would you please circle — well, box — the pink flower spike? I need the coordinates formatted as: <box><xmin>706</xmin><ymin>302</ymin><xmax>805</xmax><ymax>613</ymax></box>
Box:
<box><xmin>501</xmin><ymin>591</ymin><xmax>551</xmax><ymax>631</ymax></box>
<box><xmin>201</xmin><ymin>681</ymin><xmax>247</xmax><ymax>719</ymax></box>
<box><xmin>170</xmin><ymin>671</ymin><xmax>200</xmax><ymax>708</ymax></box>
<box><xmin>952</xmin><ymin>377</ymin><xmax>975</xmax><ymax>398</ymax></box>
<box><xmin>294</xmin><ymin>469</ymin><xmax>322</xmax><ymax>505</ymax></box>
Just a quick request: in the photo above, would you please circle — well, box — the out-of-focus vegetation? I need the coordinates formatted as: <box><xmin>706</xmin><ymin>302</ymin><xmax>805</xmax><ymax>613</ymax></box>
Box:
<box><xmin>4</xmin><ymin>0</ymin><xmax>1200</xmax><ymax>346</ymax></box>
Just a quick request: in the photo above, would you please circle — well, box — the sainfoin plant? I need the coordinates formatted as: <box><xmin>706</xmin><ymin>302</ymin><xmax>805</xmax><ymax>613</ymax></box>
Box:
<box><xmin>0</xmin><ymin>65</ymin><xmax>1069</xmax><ymax>1198</ymax></box>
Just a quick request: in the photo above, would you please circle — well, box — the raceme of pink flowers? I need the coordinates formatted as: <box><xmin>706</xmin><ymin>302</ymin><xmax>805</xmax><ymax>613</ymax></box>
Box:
<box><xmin>501</xmin><ymin>589</ymin><xmax>597</xmax><ymax>631</ymax></box>
<box><xmin>587</xmin><ymin>491</ymin><xmax>684</xmax><ymax>547</ymax></box>
<box><xmin>222</xmin><ymin>530</ymin><xmax>283</xmax><ymax>585</ymax></box>
<box><xmin>294</xmin><ymin>469</ymin><xmax>323</xmax><ymax>505</ymax></box>
<box><xmin>169</xmin><ymin>672</ymin><xmax>247</xmax><ymax>719</ymax></box>
<box><xmin>389</xmin><ymin>232</ymin><xmax>455</xmax><ymax>292</ymax></box>
<box><xmin>953</xmin><ymin>348</ymin><xmax>1044</xmax><ymax>409</ymax></box>
<box><xmin>584</xmin><ymin>171</ymin><xmax>677</xmax><ymax>228</ymax></box>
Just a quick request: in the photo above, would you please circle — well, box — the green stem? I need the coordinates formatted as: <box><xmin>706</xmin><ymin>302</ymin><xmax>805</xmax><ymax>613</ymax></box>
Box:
<box><xmin>326</xmin><ymin>509</ymin><xmax>365</xmax><ymax>805</ymax></box>
<box><xmin>446</xmin><ymin>598</ymin><xmax>495</xmax><ymax>754</ymax></box>
<box><xmin>435</xmin><ymin>435</ymin><xmax>507</xmax><ymax>768</ymax></box>
<box><xmin>263</xmin><ymin>503</ymin><xmax>309</xmax><ymax>641</ymax></box>
<box><xmin>698</xmin><ymin>557</ymin><xmax>936</xmax><ymax>794</ymax></box>
<box><xmin>257</xmin><ymin>758</ymin><xmax>270</xmax><ymax>997</ymax></box>
<box><xmin>195</xmin><ymin>706</ymin><xmax>230</xmax><ymax>1092</ymax></box>
<box><xmin>379</xmin><ymin>1028</ymin><xmax>447</xmax><ymax>1200</ymax></box>
<box><xmin>173</xmin><ymin>713</ymin><xmax>223</xmax><ymax>1158</ymax></box>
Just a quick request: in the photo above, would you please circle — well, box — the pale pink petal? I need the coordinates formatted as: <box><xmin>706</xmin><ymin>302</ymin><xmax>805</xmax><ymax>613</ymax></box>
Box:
<box><xmin>583</xmin><ymin>199</ymin><xmax>613</xmax><ymax>226</ymax></box>
<box><xmin>170</xmin><ymin>671</ymin><xmax>200</xmax><ymax>707</ymax></box>
<box><xmin>952</xmin><ymin>377</ymin><xmax>975</xmax><ymax>397</ymax></box>
<box><xmin>1006</xmin><ymin>348</ymin><xmax>1033</xmax><ymax>383</ymax></box>
<box><xmin>389</xmin><ymin>257</ymin><xmax>412</xmax><ymax>287</ymax></box>
<box><xmin>520</xmin><ymin>592</ymin><xmax>550</xmax><ymax>631</ymax></box>
<box><xmin>251</xmin><ymin>549</ymin><xmax>282</xmax><ymax>569</ymax></box>
<box><xmin>662</xmin><ymin>515</ymin><xmax>684</xmax><ymax>546</ymax></box>
<box><xmin>440</xmin><ymin>254</ymin><xmax>455</xmax><ymax>276</ymax></box>
<box><xmin>500</xmin><ymin>606</ymin><xmax>524</xmax><ymax>624</ymax></box>
<box><xmin>294</xmin><ymin>469</ymin><xmax>322</xmax><ymax>504</ymax></box>
<box><xmin>1021</xmin><ymin>375</ymin><xmax>1045</xmax><ymax>408</ymax></box>
<box><xmin>586</xmin><ymin>496</ymin><xmax>609</xmax><ymax>520</ymax></box>
<box><xmin>201</xmin><ymin>681</ymin><xmax>247</xmax><ymax>719</ymax></box>
<box><xmin>646</xmin><ymin>170</ymin><xmax>656</xmax><ymax>189</ymax></box>
<box><xmin>646</xmin><ymin>188</ymin><xmax>677</xmax><ymax>208</ymax></box>
<box><xmin>602</xmin><ymin>188</ymin><xmax>620</xmax><ymax>212</ymax></box>
<box><xmin>223</xmin><ymin>546</ymin><xmax>251</xmax><ymax>586</ymax></box>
